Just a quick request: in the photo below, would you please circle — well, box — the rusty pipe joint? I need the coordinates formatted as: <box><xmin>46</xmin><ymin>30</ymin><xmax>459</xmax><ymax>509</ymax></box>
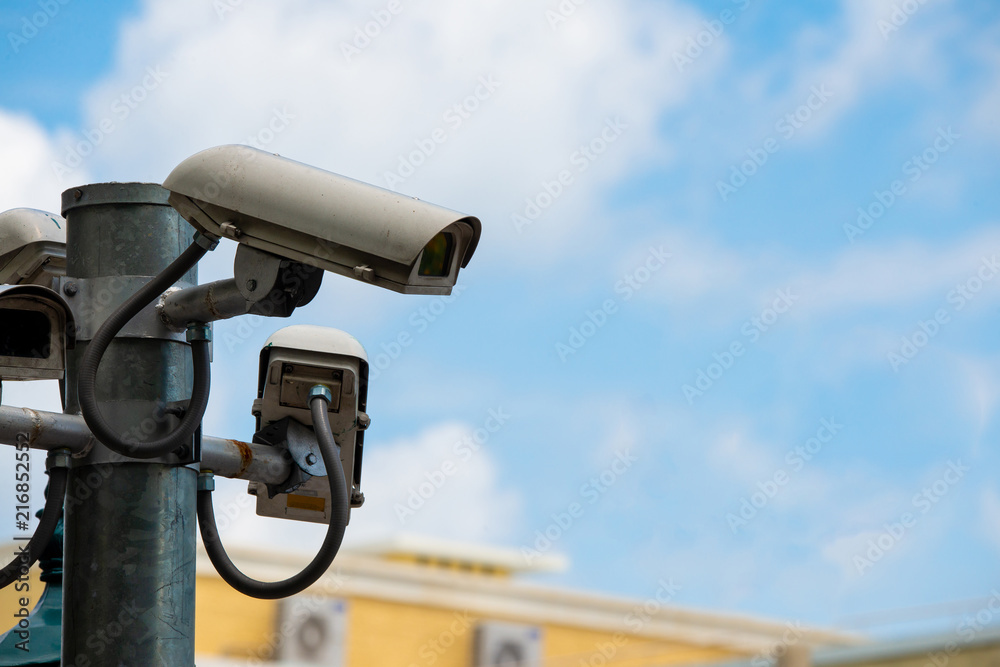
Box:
<box><xmin>159</xmin><ymin>278</ymin><xmax>251</xmax><ymax>329</ymax></box>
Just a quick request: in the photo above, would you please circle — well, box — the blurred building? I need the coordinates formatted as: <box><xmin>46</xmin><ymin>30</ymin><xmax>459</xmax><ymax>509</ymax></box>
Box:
<box><xmin>7</xmin><ymin>534</ymin><xmax>999</xmax><ymax>666</ymax></box>
<box><xmin>187</xmin><ymin>534</ymin><xmax>857</xmax><ymax>666</ymax></box>
<box><xmin>701</xmin><ymin>626</ymin><xmax>1000</xmax><ymax>667</ymax></box>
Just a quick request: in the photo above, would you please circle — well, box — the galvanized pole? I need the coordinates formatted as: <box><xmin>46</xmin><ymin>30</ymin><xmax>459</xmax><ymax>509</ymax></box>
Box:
<box><xmin>59</xmin><ymin>183</ymin><xmax>198</xmax><ymax>665</ymax></box>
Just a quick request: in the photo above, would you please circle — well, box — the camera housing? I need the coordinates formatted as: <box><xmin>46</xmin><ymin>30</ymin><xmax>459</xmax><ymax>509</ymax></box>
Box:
<box><xmin>250</xmin><ymin>325</ymin><xmax>368</xmax><ymax>524</ymax></box>
<box><xmin>0</xmin><ymin>208</ymin><xmax>67</xmax><ymax>287</ymax></box>
<box><xmin>163</xmin><ymin>145</ymin><xmax>482</xmax><ymax>296</ymax></box>
<box><xmin>0</xmin><ymin>285</ymin><xmax>76</xmax><ymax>381</ymax></box>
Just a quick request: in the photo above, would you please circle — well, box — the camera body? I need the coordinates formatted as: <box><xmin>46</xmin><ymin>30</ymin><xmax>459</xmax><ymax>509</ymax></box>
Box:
<box><xmin>0</xmin><ymin>285</ymin><xmax>76</xmax><ymax>382</ymax></box>
<box><xmin>250</xmin><ymin>325</ymin><xmax>368</xmax><ymax>524</ymax></box>
<box><xmin>164</xmin><ymin>145</ymin><xmax>482</xmax><ymax>296</ymax></box>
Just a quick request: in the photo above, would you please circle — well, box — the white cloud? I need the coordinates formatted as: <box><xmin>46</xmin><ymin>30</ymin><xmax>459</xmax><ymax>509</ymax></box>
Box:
<box><xmin>821</xmin><ymin>529</ymin><xmax>885</xmax><ymax>581</ymax></box>
<box><xmin>949</xmin><ymin>354</ymin><xmax>1000</xmax><ymax>453</ymax></box>
<box><xmin>967</xmin><ymin>25</ymin><xmax>1000</xmax><ymax>144</ymax></box>
<box><xmin>797</xmin><ymin>229</ymin><xmax>1000</xmax><ymax>314</ymax></box>
<box><xmin>642</xmin><ymin>225</ymin><xmax>1000</xmax><ymax>328</ymax></box>
<box><xmin>0</xmin><ymin>109</ymin><xmax>85</xmax><ymax>213</ymax></box>
<box><xmin>357</xmin><ymin>421</ymin><xmax>522</xmax><ymax>542</ymax></box>
<box><xmin>753</xmin><ymin>0</ymin><xmax>956</xmax><ymax>143</ymax></box>
<box><xmin>209</xmin><ymin>420</ymin><xmax>522</xmax><ymax>553</ymax></box>
<box><xmin>707</xmin><ymin>429</ymin><xmax>779</xmax><ymax>485</ymax></box>
<box><xmin>58</xmin><ymin>0</ymin><xmax>709</xmax><ymax>265</ymax></box>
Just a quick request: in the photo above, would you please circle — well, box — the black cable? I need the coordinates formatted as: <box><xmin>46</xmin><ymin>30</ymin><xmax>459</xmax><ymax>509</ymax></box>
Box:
<box><xmin>0</xmin><ymin>463</ymin><xmax>67</xmax><ymax>589</ymax></box>
<box><xmin>198</xmin><ymin>392</ymin><xmax>350</xmax><ymax>599</ymax></box>
<box><xmin>78</xmin><ymin>241</ymin><xmax>211</xmax><ymax>459</ymax></box>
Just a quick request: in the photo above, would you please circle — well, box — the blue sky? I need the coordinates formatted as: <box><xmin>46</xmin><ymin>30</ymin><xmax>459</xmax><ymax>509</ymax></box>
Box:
<box><xmin>1</xmin><ymin>0</ymin><xmax>999</xmax><ymax>640</ymax></box>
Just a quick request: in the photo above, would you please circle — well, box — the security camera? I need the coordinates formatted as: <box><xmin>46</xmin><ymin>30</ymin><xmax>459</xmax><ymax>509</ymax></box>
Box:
<box><xmin>163</xmin><ymin>145</ymin><xmax>482</xmax><ymax>296</ymax></box>
<box><xmin>249</xmin><ymin>325</ymin><xmax>369</xmax><ymax>524</ymax></box>
<box><xmin>0</xmin><ymin>285</ymin><xmax>76</xmax><ymax>381</ymax></box>
<box><xmin>0</xmin><ymin>208</ymin><xmax>66</xmax><ymax>287</ymax></box>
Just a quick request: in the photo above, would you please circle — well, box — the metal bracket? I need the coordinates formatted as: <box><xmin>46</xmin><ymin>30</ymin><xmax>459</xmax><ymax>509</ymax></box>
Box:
<box><xmin>252</xmin><ymin>416</ymin><xmax>326</xmax><ymax>497</ymax></box>
<box><xmin>233</xmin><ymin>244</ymin><xmax>324</xmax><ymax>314</ymax></box>
<box><xmin>57</xmin><ymin>275</ymin><xmax>195</xmax><ymax>342</ymax></box>
<box><xmin>76</xmin><ymin>400</ymin><xmax>201</xmax><ymax>467</ymax></box>
<box><xmin>157</xmin><ymin>246</ymin><xmax>324</xmax><ymax>328</ymax></box>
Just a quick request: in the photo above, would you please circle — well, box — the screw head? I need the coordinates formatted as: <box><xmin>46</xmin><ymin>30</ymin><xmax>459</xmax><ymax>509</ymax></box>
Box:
<box><xmin>245</xmin><ymin>279</ymin><xmax>257</xmax><ymax>291</ymax></box>
<box><xmin>63</xmin><ymin>282</ymin><xmax>78</xmax><ymax>296</ymax></box>
<box><xmin>305</xmin><ymin>453</ymin><xmax>318</xmax><ymax>466</ymax></box>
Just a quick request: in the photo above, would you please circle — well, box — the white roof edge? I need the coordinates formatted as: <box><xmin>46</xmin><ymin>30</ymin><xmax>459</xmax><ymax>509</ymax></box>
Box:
<box><xmin>347</xmin><ymin>532</ymin><xmax>569</xmax><ymax>574</ymax></box>
<box><xmin>194</xmin><ymin>543</ymin><xmax>861</xmax><ymax>653</ymax></box>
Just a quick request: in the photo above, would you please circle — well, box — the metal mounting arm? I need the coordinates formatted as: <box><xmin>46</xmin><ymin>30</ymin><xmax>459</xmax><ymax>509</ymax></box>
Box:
<box><xmin>159</xmin><ymin>244</ymin><xmax>323</xmax><ymax>328</ymax></box>
<box><xmin>0</xmin><ymin>404</ymin><xmax>292</xmax><ymax>485</ymax></box>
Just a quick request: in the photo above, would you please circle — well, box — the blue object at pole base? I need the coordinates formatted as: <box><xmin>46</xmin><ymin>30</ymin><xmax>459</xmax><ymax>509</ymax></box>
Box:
<box><xmin>0</xmin><ymin>515</ymin><xmax>62</xmax><ymax>666</ymax></box>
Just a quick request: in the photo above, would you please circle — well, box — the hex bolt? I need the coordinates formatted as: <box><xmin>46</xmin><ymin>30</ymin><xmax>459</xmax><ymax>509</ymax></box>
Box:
<box><xmin>63</xmin><ymin>282</ymin><xmax>78</xmax><ymax>297</ymax></box>
<box><xmin>305</xmin><ymin>453</ymin><xmax>318</xmax><ymax>466</ymax></box>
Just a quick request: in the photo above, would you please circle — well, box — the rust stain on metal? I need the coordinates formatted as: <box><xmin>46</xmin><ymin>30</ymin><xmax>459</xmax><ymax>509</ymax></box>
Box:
<box><xmin>204</xmin><ymin>288</ymin><xmax>222</xmax><ymax>320</ymax></box>
<box><xmin>231</xmin><ymin>439</ymin><xmax>253</xmax><ymax>477</ymax></box>
<box><xmin>27</xmin><ymin>408</ymin><xmax>43</xmax><ymax>445</ymax></box>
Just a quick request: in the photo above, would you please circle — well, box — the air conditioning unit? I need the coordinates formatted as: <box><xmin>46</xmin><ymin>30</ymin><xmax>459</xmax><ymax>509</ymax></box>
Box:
<box><xmin>474</xmin><ymin>621</ymin><xmax>542</xmax><ymax>666</ymax></box>
<box><xmin>277</xmin><ymin>597</ymin><xmax>348</xmax><ymax>666</ymax></box>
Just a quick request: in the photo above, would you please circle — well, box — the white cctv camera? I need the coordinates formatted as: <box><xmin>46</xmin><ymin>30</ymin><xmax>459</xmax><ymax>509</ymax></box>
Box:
<box><xmin>249</xmin><ymin>325</ymin><xmax>369</xmax><ymax>524</ymax></box>
<box><xmin>0</xmin><ymin>284</ymin><xmax>76</xmax><ymax>382</ymax></box>
<box><xmin>163</xmin><ymin>145</ymin><xmax>482</xmax><ymax>296</ymax></box>
<box><xmin>0</xmin><ymin>208</ymin><xmax>67</xmax><ymax>287</ymax></box>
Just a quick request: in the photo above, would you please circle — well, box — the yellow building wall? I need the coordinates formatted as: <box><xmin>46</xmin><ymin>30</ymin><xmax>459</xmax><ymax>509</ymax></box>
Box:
<box><xmin>347</xmin><ymin>596</ymin><xmax>744</xmax><ymax>667</ymax></box>
<box><xmin>0</xmin><ymin>563</ymin><xmax>43</xmax><ymax>632</ymax></box>
<box><xmin>195</xmin><ymin>575</ymin><xmax>278</xmax><ymax>660</ymax></box>
<box><xmin>5</xmin><ymin>570</ymin><xmax>747</xmax><ymax>667</ymax></box>
<box><xmin>543</xmin><ymin>624</ymin><xmax>740</xmax><ymax>667</ymax></box>
<box><xmin>191</xmin><ymin>574</ymin><xmax>746</xmax><ymax>666</ymax></box>
<box><xmin>348</xmin><ymin>596</ymin><xmax>476</xmax><ymax>666</ymax></box>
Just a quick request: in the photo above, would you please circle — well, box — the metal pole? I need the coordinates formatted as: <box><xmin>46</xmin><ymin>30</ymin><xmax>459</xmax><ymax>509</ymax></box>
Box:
<box><xmin>60</xmin><ymin>183</ymin><xmax>198</xmax><ymax>666</ymax></box>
